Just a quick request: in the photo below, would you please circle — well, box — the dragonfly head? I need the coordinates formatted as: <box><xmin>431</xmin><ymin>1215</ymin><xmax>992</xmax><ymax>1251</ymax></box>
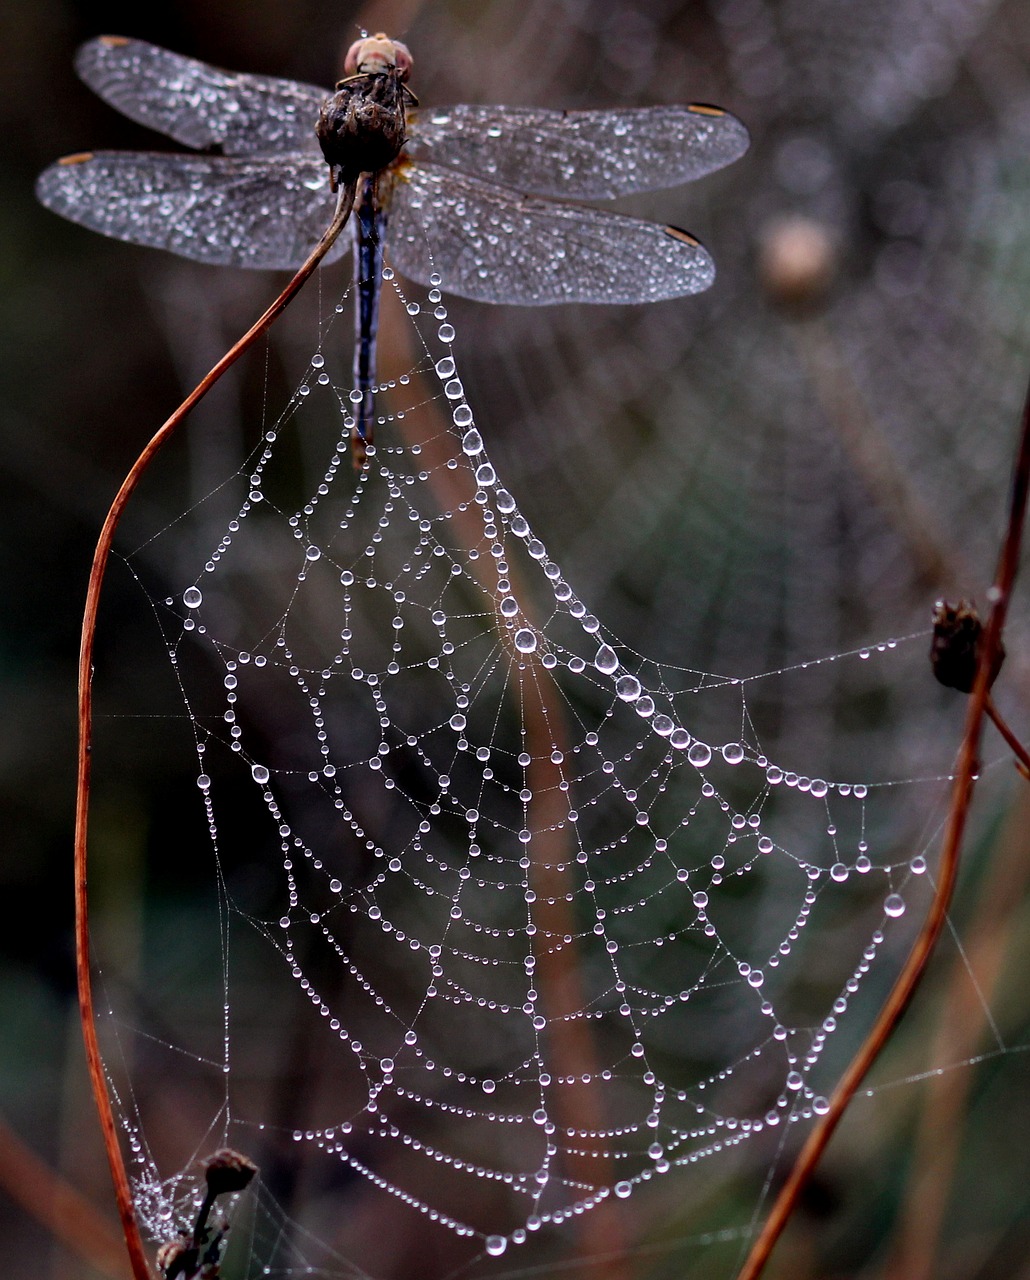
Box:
<box><xmin>343</xmin><ymin>34</ymin><xmax>413</xmax><ymax>82</ymax></box>
<box><xmin>318</xmin><ymin>35</ymin><xmax>413</xmax><ymax>190</ymax></box>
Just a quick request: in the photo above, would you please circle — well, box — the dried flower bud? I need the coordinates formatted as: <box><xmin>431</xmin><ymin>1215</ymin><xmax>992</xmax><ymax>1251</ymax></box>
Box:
<box><xmin>202</xmin><ymin>1148</ymin><xmax>258</xmax><ymax>1196</ymax></box>
<box><xmin>930</xmin><ymin>599</ymin><xmax>1004</xmax><ymax>693</ymax></box>
<box><xmin>156</xmin><ymin>1239</ymin><xmax>194</xmax><ymax>1279</ymax></box>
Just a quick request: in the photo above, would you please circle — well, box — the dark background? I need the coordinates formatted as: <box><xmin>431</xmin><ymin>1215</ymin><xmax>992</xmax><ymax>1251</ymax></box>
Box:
<box><xmin>5</xmin><ymin>0</ymin><xmax>1030</xmax><ymax>1277</ymax></box>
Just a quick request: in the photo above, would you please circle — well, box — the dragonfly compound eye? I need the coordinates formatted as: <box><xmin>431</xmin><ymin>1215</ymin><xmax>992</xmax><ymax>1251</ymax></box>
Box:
<box><xmin>344</xmin><ymin>34</ymin><xmax>414</xmax><ymax>82</ymax></box>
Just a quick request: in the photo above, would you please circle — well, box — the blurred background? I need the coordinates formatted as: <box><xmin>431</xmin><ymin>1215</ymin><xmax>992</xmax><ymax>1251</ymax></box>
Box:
<box><xmin>5</xmin><ymin>0</ymin><xmax>1030</xmax><ymax>1277</ymax></box>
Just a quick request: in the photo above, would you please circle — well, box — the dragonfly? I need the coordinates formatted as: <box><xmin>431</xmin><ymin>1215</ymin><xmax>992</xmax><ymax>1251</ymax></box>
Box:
<box><xmin>37</xmin><ymin>34</ymin><xmax>749</xmax><ymax>465</ymax></box>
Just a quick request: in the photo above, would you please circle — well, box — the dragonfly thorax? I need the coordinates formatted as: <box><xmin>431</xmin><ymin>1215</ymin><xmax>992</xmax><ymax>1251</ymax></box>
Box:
<box><xmin>317</xmin><ymin>69</ymin><xmax>409</xmax><ymax>190</ymax></box>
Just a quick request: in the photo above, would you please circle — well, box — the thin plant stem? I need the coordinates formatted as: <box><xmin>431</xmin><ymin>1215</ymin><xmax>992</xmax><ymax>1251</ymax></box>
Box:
<box><xmin>74</xmin><ymin>183</ymin><xmax>354</xmax><ymax>1280</ymax></box>
<box><xmin>985</xmin><ymin>692</ymin><xmax>1030</xmax><ymax>776</ymax></box>
<box><xmin>736</xmin><ymin>367</ymin><xmax>1030</xmax><ymax>1280</ymax></box>
<box><xmin>881</xmin><ymin>784</ymin><xmax>1030</xmax><ymax>1280</ymax></box>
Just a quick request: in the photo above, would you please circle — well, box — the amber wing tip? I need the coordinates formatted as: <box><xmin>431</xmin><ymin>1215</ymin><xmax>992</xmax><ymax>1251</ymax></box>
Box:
<box><xmin>663</xmin><ymin>225</ymin><xmax>702</xmax><ymax>247</ymax></box>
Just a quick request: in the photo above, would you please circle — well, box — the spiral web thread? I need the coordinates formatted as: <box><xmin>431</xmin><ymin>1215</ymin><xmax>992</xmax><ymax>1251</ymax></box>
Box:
<box><xmin>102</xmin><ymin>268</ymin><xmax>944</xmax><ymax>1274</ymax></box>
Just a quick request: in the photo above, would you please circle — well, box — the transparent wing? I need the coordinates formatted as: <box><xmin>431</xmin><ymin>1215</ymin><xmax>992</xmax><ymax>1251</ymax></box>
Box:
<box><xmin>385</xmin><ymin>163</ymin><xmax>715</xmax><ymax>304</ymax></box>
<box><xmin>404</xmin><ymin>102</ymin><xmax>749</xmax><ymax>199</ymax></box>
<box><xmin>35</xmin><ymin>151</ymin><xmax>347</xmax><ymax>269</ymax></box>
<box><xmin>74</xmin><ymin>36</ymin><xmax>327</xmax><ymax>156</ymax></box>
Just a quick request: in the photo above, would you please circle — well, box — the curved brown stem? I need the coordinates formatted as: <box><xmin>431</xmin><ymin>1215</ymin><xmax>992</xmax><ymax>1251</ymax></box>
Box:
<box><xmin>985</xmin><ymin>693</ymin><xmax>1030</xmax><ymax>777</ymax></box>
<box><xmin>736</xmin><ymin>367</ymin><xmax>1030</xmax><ymax>1280</ymax></box>
<box><xmin>74</xmin><ymin>185</ymin><xmax>354</xmax><ymax>1280</ymax></box>
<box><xmin>881</xmin><ymin>785</ymin><xmax>1030</xmax><ymax>1280</ymax></box>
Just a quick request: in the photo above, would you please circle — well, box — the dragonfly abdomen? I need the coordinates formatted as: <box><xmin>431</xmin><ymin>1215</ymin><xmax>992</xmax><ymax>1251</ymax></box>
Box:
<box><xmin>351</xmin><ymin>178</ymin><xmax>388</xmax><ymax>469</ymax></box>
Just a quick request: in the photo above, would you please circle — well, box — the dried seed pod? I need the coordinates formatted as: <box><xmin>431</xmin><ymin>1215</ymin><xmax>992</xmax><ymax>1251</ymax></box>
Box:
<box><xmin>202</xmin><ymin>1148</ymin><xmax>258</xmax><ymax>1197</ymax></box>
<box><xmin>156</xmin><ymin>1238</ymin><xmax>194</xmax><ymax>1279</ymax></box>
<box><xmin>930</xmin><ymin>599</ymin><xmax>1004</xmax><ymax>693</ymax></box>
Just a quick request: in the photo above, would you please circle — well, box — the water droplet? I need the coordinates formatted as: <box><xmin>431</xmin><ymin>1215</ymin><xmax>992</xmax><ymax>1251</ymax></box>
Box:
<box><xmin>183</xmin><ymin>587</ymin><xmax>203</xmax><ymax>609</ymax></box>
<box><xmin>722</xmin><ymin>742</ymin><xmax>745</xmax><ymax>764</ymax></box>
<box><xmin>616</xmin><ymin>675</ymin><xmax>641</xmax><ymax>702</ymax></box>
<box><xmin>514</xmin><ymin>629</ymin><xmax>537</xmax><ymax>653</ymax></box>
<box><xmin>687</xmin><ymin>742</ymin><xmax>712</xmax><ymax>768</ymax></box>
<box><xmin>614</xmin><ymin>1181</ymin><xmax>632</xmax><ymax>1199</ymax></box>
<box><xmin>884</xmin><ymin>893</ymin><xmax>905</xmax><ymax>918</ymax></box>
<box><xmin>251</xmin><ymin>764</ymin><xmax>269</xmax><ymax>785</ymax></box>
<box><xmin>485</xmin><ymin>1236</ymin><xmax>507</xmax><ymax>1257</ymax></box>
<box><xmin>594</xmin><ymin>645</ymin><xmax>618</xmax><ymax>674</ymax></box>
<box><xmin>462</xmin><ymin>429</ymin><xmax>483</xmax><ymax>455</ymax></box>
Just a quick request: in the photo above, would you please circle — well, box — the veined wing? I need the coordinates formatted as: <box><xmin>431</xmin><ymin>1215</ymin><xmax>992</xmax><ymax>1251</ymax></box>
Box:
<box><xmin>386</xmin><ymin>163</ymin><xmax>715</xmax><ymax>305</ymax></box>
<box><xmin>74</xmin><ymin>36</ymin><xmax>327</xmax><ymax>156</ymax></box>
<box><xmin>35</xmin><ymin>151</ymin><xmax>346</xmax><ymax>269</ymax></box>
<box><xmin>404</xmin><ymin>103</ymin><xmax>749</xmax><ymax>200</ymax></box>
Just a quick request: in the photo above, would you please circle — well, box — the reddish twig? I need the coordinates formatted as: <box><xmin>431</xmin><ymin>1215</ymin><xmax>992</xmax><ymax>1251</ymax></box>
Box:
<box><xmin>985</xmin><ymin>693</ymin><xmax>1030</xmax><ymax>777</ymax></box>
<box><xmin>881</xmin><ymin>785</ymin><xmax>1030</xmax><ymax>1280</ymax></box>
<box><xmin>736</xmin><ymin>369</ymin><xmax>1030</xmax><ymax>1280</ymax></box>
<box><xmin>74</xmin><ymin>186</ymin><xmax>354</xmax><ymax>1280</ymax></box>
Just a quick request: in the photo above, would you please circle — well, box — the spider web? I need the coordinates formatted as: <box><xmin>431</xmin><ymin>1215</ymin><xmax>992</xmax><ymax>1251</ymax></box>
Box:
<box><xmin>84</xmin><ymin>263</ymin><xmax>965</xmax><ymax>1280</ymax></box>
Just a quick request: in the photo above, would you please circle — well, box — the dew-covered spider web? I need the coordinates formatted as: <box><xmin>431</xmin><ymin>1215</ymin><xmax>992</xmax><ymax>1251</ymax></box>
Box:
<box><xmin>87</xmin><ymin>261</ymin><xmax>988</xmax><ymax>1280</ymax></box>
